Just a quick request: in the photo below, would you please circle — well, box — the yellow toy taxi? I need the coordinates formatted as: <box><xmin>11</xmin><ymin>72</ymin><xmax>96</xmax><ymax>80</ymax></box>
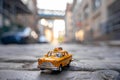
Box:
<box><xmin>37</xmin><ymin>47</ymin><xmax>72</xmax><ymax>72</ymax></box>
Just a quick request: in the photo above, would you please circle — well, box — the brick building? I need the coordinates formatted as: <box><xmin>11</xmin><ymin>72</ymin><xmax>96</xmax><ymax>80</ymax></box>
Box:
<box><xmin>70</xmin><ymin>0</ymin><xmax>120</xmax><ymax>43</ymax></box>
<box><xmin>65</xmin><ymin>3</ymin><xmax>74</xmax><ymax>42</ymax></box>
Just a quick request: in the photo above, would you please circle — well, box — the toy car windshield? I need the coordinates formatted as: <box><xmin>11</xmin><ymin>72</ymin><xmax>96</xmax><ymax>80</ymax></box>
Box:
<box><xmin>56</xmin><ymin>52</ymin><xmax>63</xmax><ymax>58</ymax></box>
<box><xmin>47</xmin><ymin>51</ymin><xmax>63</xmax><ymax>58</ymax></box>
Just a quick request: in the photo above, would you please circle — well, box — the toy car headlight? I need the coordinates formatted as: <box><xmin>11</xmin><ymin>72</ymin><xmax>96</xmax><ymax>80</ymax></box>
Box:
<box><xmin>38</xmin><ymin>59</ymin><xmax>42</xmax><ymax>62</ymax></box>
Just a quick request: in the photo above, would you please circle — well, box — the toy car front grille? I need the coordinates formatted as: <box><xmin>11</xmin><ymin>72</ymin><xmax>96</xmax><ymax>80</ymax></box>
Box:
<box><xmin>41</xmin><ymin>62</ymin><xmax>54</xmax><ymax>67</ymax></box>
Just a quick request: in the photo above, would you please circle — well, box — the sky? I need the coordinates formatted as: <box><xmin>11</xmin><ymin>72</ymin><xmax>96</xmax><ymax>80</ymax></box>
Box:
<box><xmin>53</xmin><ymin>20</ymin><xmax>65</xmax><ymax>38</ymax></box>
<box><xmin>37</xmin><ymin>0</ymin><xmax>73</xmax><ymax>11</ymax></box>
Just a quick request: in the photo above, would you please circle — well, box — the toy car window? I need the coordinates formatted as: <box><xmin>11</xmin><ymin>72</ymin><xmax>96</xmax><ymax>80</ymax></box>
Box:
<box><xmin>56</xmin><ymin>53</ymin><xmax>63</xmax><ymax>57</ymax></box>
<box><xmin>47</xmin><ymin>51</ymin><xmax>55</xmax><ymax>56</ymax></box>
<box><xmin>65</xmin><ymin>52</ymin><xmax>68</xmax><ymax>55</ymax></box>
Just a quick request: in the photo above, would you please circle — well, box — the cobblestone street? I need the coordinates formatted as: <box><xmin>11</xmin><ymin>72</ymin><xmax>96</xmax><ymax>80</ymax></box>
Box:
<box><xmin>0</xmin><ymin>43</ymin><xmax>120</xmax><ymax>80</ymax></box>
<box><xmin>0</xmin><ymin>0</ymin><xmax>120</xmax><ymax>79</ymax></box>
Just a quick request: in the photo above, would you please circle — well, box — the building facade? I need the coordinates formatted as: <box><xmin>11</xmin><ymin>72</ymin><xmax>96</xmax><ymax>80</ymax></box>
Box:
<box><xmin>0</xmin><ymin>0</ymin><xmax>31</xmax><ymax>36</ymax></box>
<box><xmin>70</xmin><ymin>0</ymin><xmax>120</xmax><ymax>43</ymax></box>
<box><xmin>17</xmin><ymin>0</ymin><xmax>38</xmax><ymax>30</ymax></box>
<box><xmin>65</xmin><ymin>3</ymin><xmax>74</xmax><ymax>42</ymax></box>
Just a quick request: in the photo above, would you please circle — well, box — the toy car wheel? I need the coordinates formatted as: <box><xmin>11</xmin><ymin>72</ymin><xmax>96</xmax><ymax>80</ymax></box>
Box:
<box><xmin>67</xmin><ymin>63</ymin><xmax>70</xmax><ymax>67</ymax></box>
<box><xmin>67</xmin><ymin>61</ymin><xmax>71</xmax><ymax>67</ymax></box>
<box><xmin>58</xmin><ymin>65</ymin><xmax>62</xmax><ymax>72</ymax></box>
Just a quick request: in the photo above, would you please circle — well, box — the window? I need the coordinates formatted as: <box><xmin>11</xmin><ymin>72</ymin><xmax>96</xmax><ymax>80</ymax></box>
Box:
<box><xmin>79</xmin><ymin>14</ymin><xmax>83</xmax><ymax>21</ymax></box>
<box><xmin>92</xmin><ymin>0</ymin><xmax>101</xmax><ymax>11</ymax></box>
<box><xmin>84</xmin><ymin>5</ymin><xmax>89</xmax><ymax>19</ymax></box>
<box><xmin>47</xmin><ymin>51</ymin><xmax>55</xmax><ymax>56</ymax></box>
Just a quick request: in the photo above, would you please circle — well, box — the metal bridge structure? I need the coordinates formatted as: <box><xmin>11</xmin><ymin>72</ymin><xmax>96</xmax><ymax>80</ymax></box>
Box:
<box><xmin>37</xmin><ymin>9</ymin><xmax>65</xmax><ymax>42</ymax></box>
<box><xmin>38</xmin><ymin>9</ymin><xmax>65</xmax><ymax>19</ymax></box>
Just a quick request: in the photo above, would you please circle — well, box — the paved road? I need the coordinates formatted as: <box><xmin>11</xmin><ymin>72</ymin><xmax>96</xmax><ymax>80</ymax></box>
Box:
<box><xmin>0</xmin><ymin>43</ymin><xmax>120</xmax><ymax>80</ymax></box>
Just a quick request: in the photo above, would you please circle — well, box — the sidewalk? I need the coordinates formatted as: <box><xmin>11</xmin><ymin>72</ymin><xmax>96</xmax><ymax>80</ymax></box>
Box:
<box><xmin>107</xmin><ymin>40</ymin><xmax>120</xmax><ymax>46</ymax></box>
<box><xmin>81</xmin><ymin>40</ymin><xmax>120</xmax><ymax>47</ymax></box>
<box><xmin>94</xmin><ymin>40</ymin><xmax>120</xmax><ymax>47</ymax></box>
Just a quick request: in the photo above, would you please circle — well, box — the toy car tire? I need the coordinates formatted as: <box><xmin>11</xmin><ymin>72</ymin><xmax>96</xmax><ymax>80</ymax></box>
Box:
<box><xmin>58</xmin><ymin>65</ymin><xmax>62</xmax><ymax>72</ymax></box>
<box><xmin>67</xmin><ymin>61</ymin><xmax>71</xmax><ymax>67</ymax></box>
<box><xmin>67</xmin><ymin>63</ymin><xmax>70</xmax><ymax>67</ymax></box>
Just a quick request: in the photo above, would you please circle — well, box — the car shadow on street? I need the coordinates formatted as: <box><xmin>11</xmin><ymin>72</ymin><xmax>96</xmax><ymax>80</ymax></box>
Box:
<box><xmin>40</xmin><ymin>66</ymin><xmax>70</xmax><ymax>75</ymax></box>
<box><xmin>39</xmin><ymin>70</ymin><xmax>69</xmax><ymax>80</ymax></box>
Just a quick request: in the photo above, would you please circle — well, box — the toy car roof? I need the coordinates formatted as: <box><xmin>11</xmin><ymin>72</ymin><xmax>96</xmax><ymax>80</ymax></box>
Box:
<box><xmin>52</xmin><ymin>47</ymin><xmax>68</xmax><ymax>53</ymax></box>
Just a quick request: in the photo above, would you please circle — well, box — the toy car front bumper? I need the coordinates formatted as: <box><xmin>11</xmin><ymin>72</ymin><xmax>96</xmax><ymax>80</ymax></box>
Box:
<box><xmin>37</xmin><ymin>65</ymin><xmax>59</xmax><ymax>71</ymax></box>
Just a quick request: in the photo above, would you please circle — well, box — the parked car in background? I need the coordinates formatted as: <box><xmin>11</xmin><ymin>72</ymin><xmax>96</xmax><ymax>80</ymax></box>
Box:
<box><xmin>0</xmin><ymin>27</ymin><xmax>38</xmax><ymax>44</ymax></box>
<box><xmin>38</xmin><ymin>35</ymin><xmax>49</xmax><ymax>43</ymax></box>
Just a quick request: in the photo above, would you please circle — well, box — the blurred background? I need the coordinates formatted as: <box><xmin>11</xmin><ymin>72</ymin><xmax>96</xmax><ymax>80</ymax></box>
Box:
<box><xmin>0</xmin><ymin>1</ymin><xmax>120</xmax><ymax>79</ymax></box>
<box><xmin>0</xmin><ymin>0</ymin><xmax>120</xmax><ymax>45</ymax></box>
